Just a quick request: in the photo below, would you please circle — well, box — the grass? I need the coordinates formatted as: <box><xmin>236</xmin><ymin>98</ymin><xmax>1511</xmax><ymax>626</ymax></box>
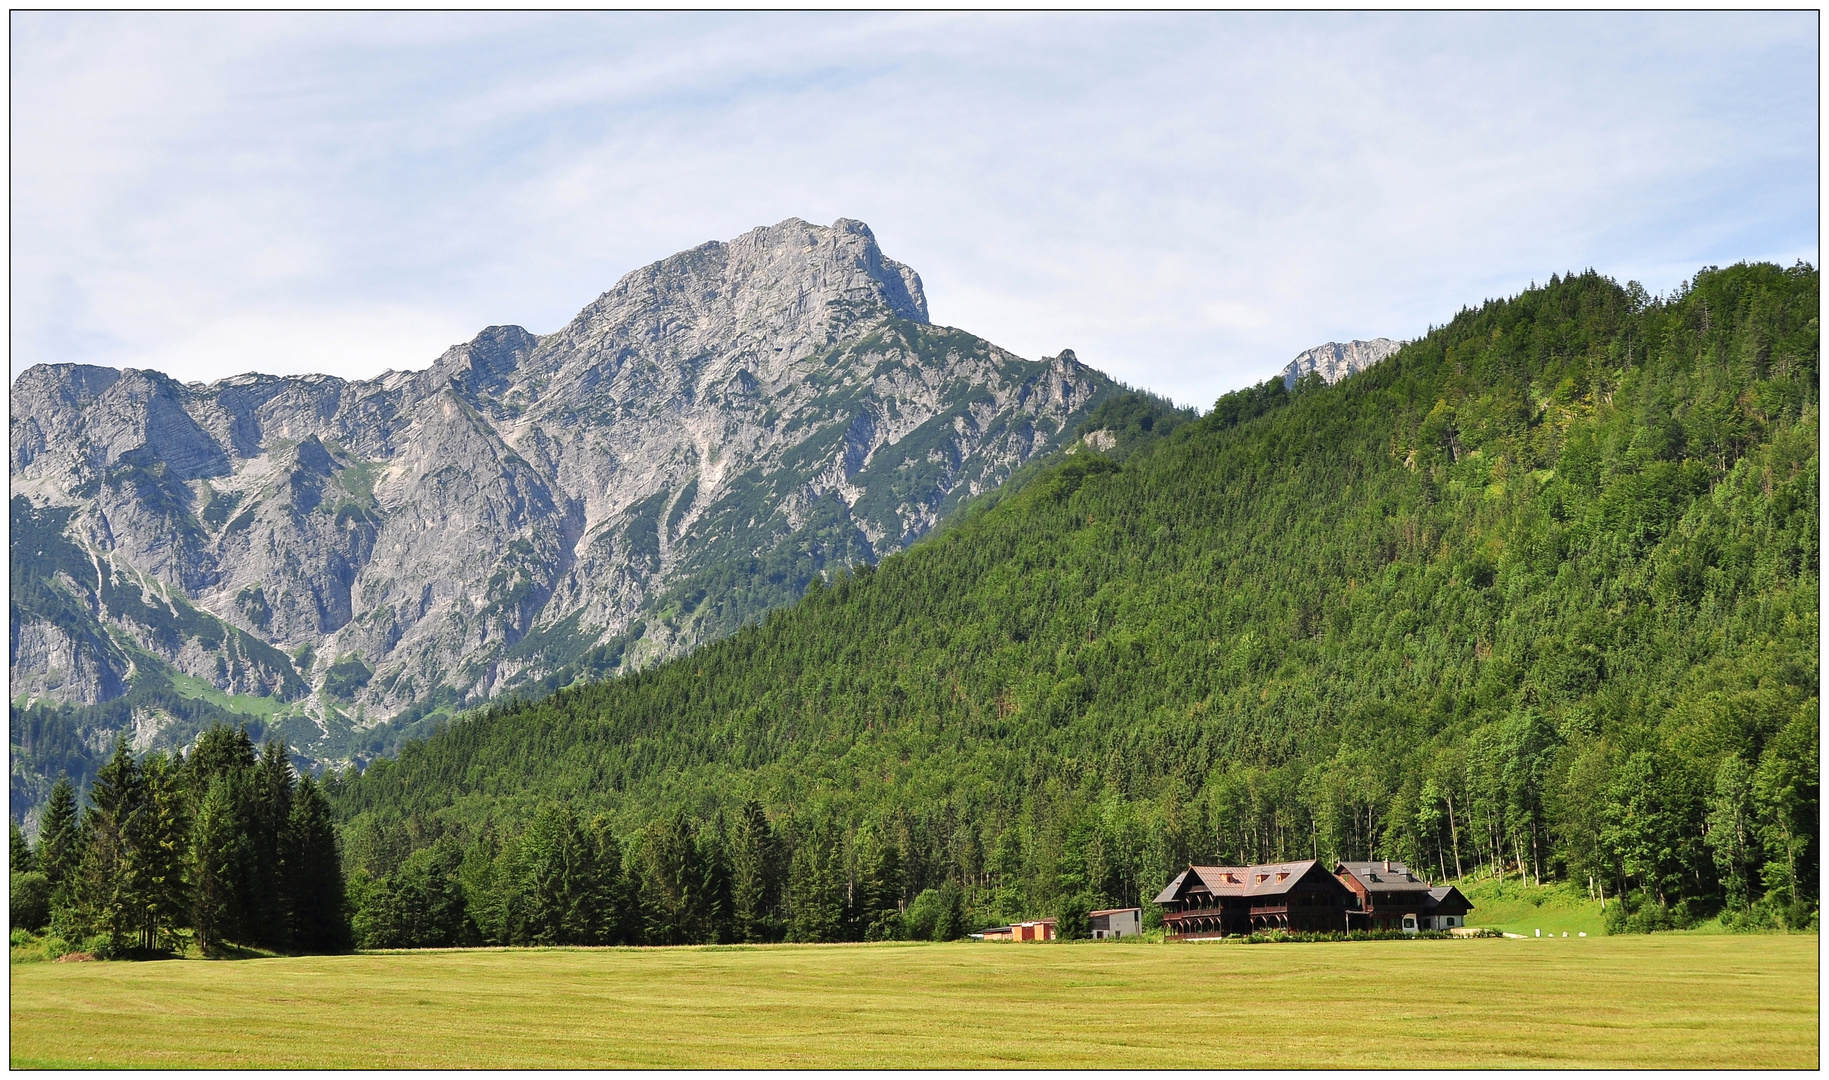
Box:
<box><xmin>1457</xmin><ymin>872</ymin><xmax>1611</xmax><ymax>937</ymax></box>
<box><xmin>9</xmin><ymin>935</ymin><xmax>1816</xmax><ymax>1068</ymax></box>
<box><xmin>165</xmin><ymin>671</ymin><xmax>290</xmax><ymax>719</ymax></box>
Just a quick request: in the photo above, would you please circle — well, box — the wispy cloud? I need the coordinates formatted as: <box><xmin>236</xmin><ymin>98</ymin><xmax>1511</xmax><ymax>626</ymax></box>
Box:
<box><xmin>11</xmin><ymin>11</ymin><xmax>1817</xmax><ymax>405</ymax></box>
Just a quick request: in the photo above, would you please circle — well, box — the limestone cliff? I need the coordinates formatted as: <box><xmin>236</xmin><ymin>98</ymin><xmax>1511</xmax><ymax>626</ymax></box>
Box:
<box><xmin>10</xmin><ymin>218</ymin><xmax>1115</xmax><ymax>790</ymax></box>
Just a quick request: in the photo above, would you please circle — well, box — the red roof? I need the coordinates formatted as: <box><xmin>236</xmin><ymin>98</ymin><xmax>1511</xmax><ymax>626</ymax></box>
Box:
<box><xmin>1153</xmin><ymin>860</ymin><xmax>1335</xmax><ymax>904</ymax></box>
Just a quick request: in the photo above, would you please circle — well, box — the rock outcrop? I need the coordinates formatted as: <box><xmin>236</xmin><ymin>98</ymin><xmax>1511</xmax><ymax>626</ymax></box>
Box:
<box><xmin>10</xmin><ymin>218</ymin><xmax>1116</xmax><ymax>780</ymax></box>
<box><xmin>1280</xmin><ymin>338</ymin><xmax>1402</xmax><ymax>389</ymax></box>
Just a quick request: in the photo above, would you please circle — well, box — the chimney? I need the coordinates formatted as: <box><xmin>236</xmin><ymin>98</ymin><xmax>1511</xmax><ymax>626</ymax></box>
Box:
<box><xmin>1384</xmin><ymin>860</ymin><xmax>1391</xmax><ymax>872</ymax></box>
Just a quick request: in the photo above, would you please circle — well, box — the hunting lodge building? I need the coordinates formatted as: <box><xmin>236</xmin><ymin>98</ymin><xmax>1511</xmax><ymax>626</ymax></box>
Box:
<box><xmin>1154</xmin><ymin>859</ymin><xmax>1472</xmax><ymax>938</ymax></box>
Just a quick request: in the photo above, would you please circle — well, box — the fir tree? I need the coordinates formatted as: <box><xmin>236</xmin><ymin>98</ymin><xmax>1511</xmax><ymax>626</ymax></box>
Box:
<box><xmin>850</xmin><ymin>824</ymin><xmax>904</xmax><ymax>941</ymax></box>
<box><xmin>283</xmin><ymin>776</ymin><xmax>349</xmax><ymax>951</ymax></box>
<box><xmin>190</xmin><ymin>774</ymin><xmax>248</xmax><ymax>953</ymax></box>
<box><xmin>638</xmin><ymin>811</ymin><xmax>703</xmax><ymax>945</ymax></box>
<box><xmin>36</xmin><ymin>777</ymin><xmax>79</xmax><ymax>891</ymax></box>
<box><xmin>729</xmin><ymin>800</ymin><xmax>785</xmax><ymax>943</ymax></box>
<box><xmin>124</xmin><ymin>753</ymin><xmax>191</xmax><ymax>951</ymax></box>
<box><xmin>520</xmin><ymin>805</ymin><xmax>601</xmax><ymax>946</ymax></box>
<box><xmin>787</xmin><ymin>826</ymin><xmax>845</xmax><ymax>943</ymax></box>
<box><xmin>590</xmin><ymin>817</ymin><xmax>638</xmax><ymax>946</ymax></box>
<box><xmin>70</xmin><ymin>737</ymin><xmax>144</xmax><ymax>951</ymax></box>
<box><xmin>10</xmin><ymin>821</ymin><xmax>35</xmax><ymax>874</ymax></box>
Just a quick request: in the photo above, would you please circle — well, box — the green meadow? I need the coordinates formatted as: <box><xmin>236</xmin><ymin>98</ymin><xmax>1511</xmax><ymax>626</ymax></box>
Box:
<box><xmin>10</xmin><ymin>935</ymin><xmax>1816</xmax><ymax>1069</ymax></box>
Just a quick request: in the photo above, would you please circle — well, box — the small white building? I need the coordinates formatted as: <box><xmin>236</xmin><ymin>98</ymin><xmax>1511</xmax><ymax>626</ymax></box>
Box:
<box><xmin>1090</xmin><ymin>907</ymin><xmax>1142</xmax><ymax>939</ymax></box>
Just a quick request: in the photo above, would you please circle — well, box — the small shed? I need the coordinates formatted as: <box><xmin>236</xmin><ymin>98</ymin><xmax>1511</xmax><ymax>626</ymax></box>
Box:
<box><xmin>1011</xmin><ymin>919</ymin><xmax>1056</xmax><ymax>942</ymax></box>
<box><xmin>974</xmin><ymin>919</ymin><xmax>1057</xmax><ymax>941</ymax></box>
<box><xmin>1090</xmin><ymin>907</ymin><xmax>1142</xmax><ymax>939</ymax></box>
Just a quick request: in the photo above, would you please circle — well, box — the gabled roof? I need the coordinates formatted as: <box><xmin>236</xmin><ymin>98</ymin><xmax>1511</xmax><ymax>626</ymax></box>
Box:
<box><xmin>1154</xmin><ymin>870</ymin><xmax>1192</xmax><ymax>905</ymax></box>
<box><xmin>1335</xmin><ymin>861</ymin><xmax>1434</xmax><ymax>892</ymax></box>
<box><xmin>1425</xmin><ymin>885</ymin><xmax>1473</xmax><ymax>913</ymax></box>
<box><xmin>1154</xmin><ymin>860</ymin><xmax>1344</xmax><ymax>904</ymax></box>
<box><xmin>1088</xmin><ymin>907</ymin><xmax>1141</xmax><ymax>918</ymax></box>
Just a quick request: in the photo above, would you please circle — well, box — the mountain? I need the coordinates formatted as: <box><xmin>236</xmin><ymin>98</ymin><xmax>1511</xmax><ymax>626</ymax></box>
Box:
<box><xmin>330</xmin><ymin>263</ymin><xmax>1818</xmax><ymax>934</ymax></box>
<box><xmin>10</xmin><ymin>217</ymin><xmax>1122</xmax><ymax>811</ymax></box>
<box><xmin>1281</xmin><ymin>338</ymin><xmax>1402</xmax><ymax>388</ymax></box>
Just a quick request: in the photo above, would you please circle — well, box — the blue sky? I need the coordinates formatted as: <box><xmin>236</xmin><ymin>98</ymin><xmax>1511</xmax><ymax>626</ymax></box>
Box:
<box><xmin>10</xmin><ymin>11</ymin><xmax>1818</xmax><ymax>407</ymax></box>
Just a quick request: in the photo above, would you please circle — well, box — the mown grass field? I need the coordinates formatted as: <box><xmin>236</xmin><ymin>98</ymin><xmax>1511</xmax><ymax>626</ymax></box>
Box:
<box><xmin>10</xmin><ymin>935</ymin><xmax>1817</xmax><ymax>1069</ymax></box>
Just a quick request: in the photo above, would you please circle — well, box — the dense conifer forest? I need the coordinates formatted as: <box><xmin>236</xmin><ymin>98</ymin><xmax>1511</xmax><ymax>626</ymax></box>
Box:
<box><xmin>9</xmin><ymin>726</ymin><xmax>348</xmax><ymax>956</ymax></box>
<box><xmin>322</xmin><ymin>261</ymin><xmax>1816</xmax><ymax>946</ymax></box>
<box><xmin>15</xmin><ymin>262</ymin><xmax>1817</xmax><ymax>952</ymax></box>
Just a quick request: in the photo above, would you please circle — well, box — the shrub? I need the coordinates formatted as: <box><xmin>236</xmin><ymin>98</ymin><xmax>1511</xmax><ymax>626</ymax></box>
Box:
<box><xmin>904</xmin><ymin>889</ymin><xmax>942</xmax><ymax>942</ymax></box>
<box><xmin>9</xmin><ymin>871</ymin><xmax>50</xmax><ymax>931</ymax></box>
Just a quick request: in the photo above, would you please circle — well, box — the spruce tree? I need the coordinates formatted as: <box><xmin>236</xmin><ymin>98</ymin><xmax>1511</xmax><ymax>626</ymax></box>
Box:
<box><xmin>190</xmin><ymin>774</ymin><xmax>248</xmax><ymax>953</ymax></box>
<box><xmin>125</xmin><ymin>753</ymin><xmax>191</xmax><ymax>951</ymax></box>
<box><xmin>729</xmin><ymin>801</ymin><xmax>784</xmax><ymax>943</ymax></box>
<box><xmin>934</xmin><ymin>880</ymin><xmax>966</xmax><ymax>941</ymax></box>
<box><xmin>184</xmin><ymin>724</ymin><xmax>260</xmax><ymax>945</ymax></box>
<box><xmin>589</xmin><ymin>816</ymin><xmax>637</xmax><ymax>946</ymax></box>
<box><xmin>519</xmin><ymin>805</ymin><xmax>581</xmax><ymax>945</ymax></box>
<box><xmin>850</xmin><ymin>824</ymin><xmax>904</xmax><ymax>941</ymax></box>
<box><xmin>248</xmin><ymin>740</ymin><xmax>295</xmax><ymax>948</ymax></box>
<box><xmin>71</xmin><ymin>737</ymin><xmax>144</xmax><ymax>952</ymax></box>
<box><xmin>36</xmin><ymin>777</ymin><xmax>79</xmax><ymax>889</ymax></box>
<box><xmin>455</xmin><ymin>831</ymin><xmax>514</xmax><ymax>946</ymax></box>
<box><xmin>695</xmin><ymin>815</ymin><xmax>735</xmax><ymax>945</ymax></box>
<box><xmin>186</xmin><ymin>724</ymin><xmax>257</xmax><ymax>787</ymax></box>
<box><xmin>10</xmin><ymin>821</ymin><xmax>35</xmax><ymax>874</ymax></box>
<box><xmin>787</xmin><ymin>826</ymin><xmax>845</xmax><ymax>943</ymax></box>
<box><xmin>638</xmin><ymin>811</ymin><xmax>701</xmax><ymax>945</ymax></box>
<box><xmin>283</xmin><ymin>776</ymin><xmax>350</xmax><ymax>951</ymax></box>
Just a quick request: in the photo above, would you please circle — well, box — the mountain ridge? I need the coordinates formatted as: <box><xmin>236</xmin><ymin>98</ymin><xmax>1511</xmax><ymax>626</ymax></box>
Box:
<box><xmin>10</xmin><ymin>217</ymin><xmax>1122</xmax><ymax>805</ymax></box>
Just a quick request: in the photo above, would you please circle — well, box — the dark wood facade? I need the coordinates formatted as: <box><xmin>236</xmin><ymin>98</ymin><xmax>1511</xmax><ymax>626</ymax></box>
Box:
<box><xmin>1334</xmin><ymin>861</ymin><xmax>1472</xmax><ymax>931</ymax></box>
<box><xmin>1153</xmin><ymin>860</ymin><xmax>1359</xmax><ymax>938</ymax></box>
<box><xmin>1154</xmin><ymin>859</ymin><xmax>1477</xmax><ymax>938</ymax></box>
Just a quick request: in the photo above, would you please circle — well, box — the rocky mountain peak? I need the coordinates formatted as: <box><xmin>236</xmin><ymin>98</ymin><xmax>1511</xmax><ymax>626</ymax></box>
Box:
<box><xmin>1280</xmin><ymin>338</ymin><xmax>1402</xmax><ymax>389</ymax></box>
<box><xmin>9</xmin><ymin>217</ymin><xmax>1115</xmax><ymax>796</ymax></box>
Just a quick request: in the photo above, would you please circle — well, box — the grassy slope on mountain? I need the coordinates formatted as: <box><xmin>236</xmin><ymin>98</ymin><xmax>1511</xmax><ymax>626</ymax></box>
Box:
<box><xmin>332</xmin><ymin>263</ymin><xmax>1818</xmax><ymax>924</ymax></box>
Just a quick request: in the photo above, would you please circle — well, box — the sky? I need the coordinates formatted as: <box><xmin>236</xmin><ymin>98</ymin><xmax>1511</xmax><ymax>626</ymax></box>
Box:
<box><xmin>10</xmin><ymin>12</ymin><xmax>1819</xmax><ymax>408</ymax></box>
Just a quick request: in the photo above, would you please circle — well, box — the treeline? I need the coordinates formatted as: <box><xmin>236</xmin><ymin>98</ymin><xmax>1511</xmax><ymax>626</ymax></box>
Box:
<box><xmin>345</xmin><ymin>801</ymin><xmax>979</xmax><ymax>948</ymax></box>
<box><xmin>319</xmin><ymin>261</ymin><xmax>1810</xmax><ymax>936</ymax></box>
<box><xmin>10</xmin><ymin>725</ymin><xmax>347</xmax><ymax>956</ymax></box>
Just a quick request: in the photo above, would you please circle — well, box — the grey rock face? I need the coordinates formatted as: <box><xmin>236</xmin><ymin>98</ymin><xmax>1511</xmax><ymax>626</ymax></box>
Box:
<box><xmin>1280</xmin><ymin>338</ymin><xmax>1402</xmax><ymax>389</ymax></box>
<box><xmin>10</xmin><ymin>217</ymin><xmax>1115</xmax><ymax>782</ymax></box>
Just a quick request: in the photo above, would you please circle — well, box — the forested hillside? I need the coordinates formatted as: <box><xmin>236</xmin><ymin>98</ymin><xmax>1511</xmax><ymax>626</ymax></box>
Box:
<box><xmin>330</xmin><ymin>262</ymin><xmax>1818</xmax><ymax>944</ymax></box>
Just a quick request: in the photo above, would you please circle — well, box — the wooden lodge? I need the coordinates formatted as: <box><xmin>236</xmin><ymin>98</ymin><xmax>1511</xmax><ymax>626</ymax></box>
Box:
<box><xmin>1154</xmin><ymin>859</ymin><xmax>1475</xmax><ymax>938</ymax></box>
<box><xmin>1153</xmin><ymin>860</ymin><xmax>1357</xmax><ymax>937</ymax></box>
<box><xmin>1335</xmin><ymin>861</ymin><xmax>1472</xmax><ymax>931</ymax></box>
